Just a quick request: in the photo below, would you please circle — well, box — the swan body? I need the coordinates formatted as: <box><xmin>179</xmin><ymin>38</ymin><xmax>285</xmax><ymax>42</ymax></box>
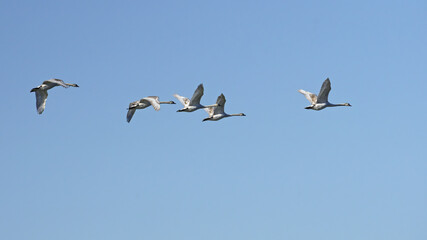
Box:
<box><xmin>127</xmin><ymin>96</ymin><xmax>175</xmax><ymax>122</ymax></box>
<box><xmin>30</xmin><ymin>78</ymin><xmax>79</xmax><ymax>114</ymax></box>
<box><xmin>174</xmin><ymin>84</ymin><xmax>217</xmax><ymax>112</ymax></box>
<box><xmin>298</xmin><ymin>78</ymin><xmax>351</xmax><ymax>111</ymax></box>
<box><xmin>203</xmin><ymin>94</ymin><xmax>246</xmax><ymax>121</ymax></box>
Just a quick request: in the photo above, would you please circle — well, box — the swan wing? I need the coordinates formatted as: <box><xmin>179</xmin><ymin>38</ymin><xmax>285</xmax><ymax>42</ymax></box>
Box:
<box><xmin>213</xmin><ymin>93</ymin><xmax>226</xmax><ymax>115</ymax></box>
<box><xmin>35</xmin><ymin>90</ymin><xmax>48</xmax><ymax>114</ymax></box>
<box><xmin>127</xmin><ymin>108</ymin><xmax>136</xmax><ymax>122</ymax></box>
<box><xmin>173</xmin><ymin>94</ymin><xmax>190</xmax><ymax>107</ymax></box>
<box><xmin>204</xmin><ymin>106</ymin><xmax>214</xmax><ymax>117</ymax></box>
<box><xmin>317</xmin><ymin>78</ymin><xmax>331</xmax><ymax>103</ymax></box>
<box><xmin>298</xmin><ymin>89</ymin><xmax>317</xmax><ymax>104</ymax></box>
<box><xmin>142</xmin><ymin>96</ymin><xmax>161</xmax><ymax>111</ymax></box>
<box><xmin>189</xmin><ymin>84</ymin><xmax>204</xmax><ymax>106</ymax></box>
<box><xmin>146</xmin><ymin>96</ymin><xmax>160</xmax><ymax>103</ymax></box>
<box><xmin>43</xmin><ymin>78</ymin><xmax>69</xmax><ymax>88</ymax></box>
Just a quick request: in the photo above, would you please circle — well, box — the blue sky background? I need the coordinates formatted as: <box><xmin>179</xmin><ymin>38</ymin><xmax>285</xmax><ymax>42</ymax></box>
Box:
<box><xmin>1</xmin><ymin>0</ymin><xmax>426</xmax><ymax>239</ymax></box>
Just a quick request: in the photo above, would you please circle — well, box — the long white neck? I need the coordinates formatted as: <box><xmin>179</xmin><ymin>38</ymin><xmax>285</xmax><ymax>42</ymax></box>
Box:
<box><xmin>329</xmin><ymin>103</ymin><xmax>349</xmax><ymax>107</ymax></box>
<box><xmin>204</xmin><ymin>103</ymin><xmax>219</xmax><ymax>108</ymax></box>
<box><xmin>228</xmin><ymin>113</ymin><xmax>245</xmax><ymax>117</ymax></box>
<box><xmin>159</xmin><ymin>101</ymin><xmax>174</xmax><ymax>104</ymax></box>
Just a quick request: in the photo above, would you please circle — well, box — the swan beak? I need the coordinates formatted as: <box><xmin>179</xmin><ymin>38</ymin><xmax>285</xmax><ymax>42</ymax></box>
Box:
<box><xmin>75</xmin><ymin>84</ymin><xmax>80</xmax><ymax>87</ymax></box>
<box><xmin>171</xmin><ymin>101</ymin><xmax>176</xmax><ymax>104</ymax></box>
<box><xmin>348</xmin><ymin>103</ymin><xmax>352</xmax><ymax>106</ymax></box>
<box><xmin>242</xmin><ymin>113</ymin><xmax>246</xmax><ymax>116</ymax></box>
<box><xmin>202</xmin><ymin>118</ymin><xmax>209</xmax><ymax>122</ymax></box>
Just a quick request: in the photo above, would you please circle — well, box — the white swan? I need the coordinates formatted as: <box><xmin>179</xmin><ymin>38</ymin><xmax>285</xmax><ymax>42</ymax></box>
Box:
<box><xmin>299</xmin><ymin>78</ymin><xmax>351</xmax><ymax>111</ymax></box>
<box><xmin>174</xmin><ymin>84</ymin><xmax>218</xmax><ymax>112</ymax></box>
<box><xmin>30</xmin><ymin>78</ymin><xmax>79</xmax><ymax>114</ymax></box>
<box><xmin>127</xmin><ymin>96</ymin><xmax>176</xmax><ymax>122</ymax></box>
<box><xmin>203</xmin><ymin>94</ymin><xmax>246</xmax><ymax>121</ymax></box>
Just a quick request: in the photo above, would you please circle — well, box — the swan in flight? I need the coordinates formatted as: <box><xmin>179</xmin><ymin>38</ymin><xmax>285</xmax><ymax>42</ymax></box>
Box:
<box><xmin>174</xmin><ymin>84</ymin><xmax>218</xmax><ymax>112</ymax></box>
<box><xmin>30</xmin><ymin>78</ymin><xmax>79</xmax><ymax>114</ymax></box>
<box><xmin>127</xmin><ymin>96</ymin><xmax>175</xmax><ymax>122</ymax></box>
<box><xmin>203</xmin><ymin>94</ymin><xmax>246</xmax><ymax>121</ymax></box>
<box><xmin>298</xmin><ymin>78</ymin><xmax>351</xmax><ymax>111</ymax></box>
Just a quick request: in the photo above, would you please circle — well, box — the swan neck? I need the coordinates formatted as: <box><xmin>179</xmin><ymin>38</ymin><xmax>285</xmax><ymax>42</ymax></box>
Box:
<box><xmin>204</xmin><ymin>103</ymin><xmax>218</xmax><ymax>108</ymax></box>
<box><xmin>329</xmin><ymin>103</ymin><xmax>348</xmax><ymax>107</ymax></box>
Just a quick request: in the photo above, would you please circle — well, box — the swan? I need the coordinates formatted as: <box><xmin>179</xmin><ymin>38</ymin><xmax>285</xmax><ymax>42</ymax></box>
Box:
<box><xmin>203</xmin><ymin>94</ymin><xmax>246</xmax><ymax>121</ymax></box>
<box><xmin>298</xmin><ymin>78</ymin><xmax>351</xmax><ymax>111</ymax></box>
<box><xmin>174</xmin><ymin>84</ymin><xmax>218</xmax><ymax>112</ymax></box>
<box><xmin>30</xmin><ymin>78</ymin><xmax>79</xmax><ymax>114</ymax></box>
<box><xmin>127</xmin><ymin>96</ymin><xmax>175</xmax><ymax>122</ymax></box>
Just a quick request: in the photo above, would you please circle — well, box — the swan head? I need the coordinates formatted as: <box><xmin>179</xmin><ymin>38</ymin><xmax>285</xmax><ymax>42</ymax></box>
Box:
<box><xmin>169</xmin><ymin>101</ymin><xmax>176</xmax><ymax>104</ymax></box>
<box><xmin>345</xmin><ymin>103</ymin><xmax>351</xmax><ymax>106</ymax></box>
<box><xmin>30</xmin><ymin>87</ymin><xmax>39</xmax><ymax>92</ymax></box>
<box><xmin>240</xmin><ymin>113</ymin><xmax>246</xmax><ymax>116</ymax></box>
<box><xmin>202</xmin><ymin>117</ymin><xmax>211</xmax><ymax>122</ymax></box>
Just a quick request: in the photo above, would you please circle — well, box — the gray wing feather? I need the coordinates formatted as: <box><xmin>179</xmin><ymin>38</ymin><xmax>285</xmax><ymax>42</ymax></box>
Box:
<box><xmin>317</xmin><ymin>78</ymin><xmax>331</xmax><ymax>103</ymax></box>
<box><xmin>35</xmin><ymin>90</ymin><xmax>48</xmax><ymax>114</ymax></box>
<box><xmin>127</xmin><ymin>108</ymin><xmax>136</xmax><ymax>122</ymax></box>
<box><xmin>213</xmin><ymin>94</ymin><xmax>226</xmax><ymax>115</ymax></box>
<box><xmin>189</xmin><ymin>84</ymin><xmax>204</xmax><ymax>105</ymax></box>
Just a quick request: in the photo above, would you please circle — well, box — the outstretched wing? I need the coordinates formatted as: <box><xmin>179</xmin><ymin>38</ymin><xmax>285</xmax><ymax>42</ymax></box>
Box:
<box><xmin>43</xmin><ymin>78</ymin><xmax>69</xmax><ymax>88</ymax></box>
<box><xmin>298</xmin><ymin>89</ymin><xmax>317</xmax><ymax>104</ymax></box>
<box><xmin>213</xmin><ymin>94</ymin><xmax>226</xmax><ymax>115</ymax></box>
<box><xmin>173</xmin><ymin>94</ymin><xmax>190</xmax><ymax>107</ymax></box>
<box><xmin>189</xmin><ymin>84</ymin><xmax>204</xmax><ymax>106</ymax></box>
<box><xmin>127</xmin><ymin>108</ymin><xmax>136</xmax><ymax>122</ymax></box>
<box><xmin>317</xmin><ymin>78</ymin><xmax>331</xmax><ymax>103</ymax></box>
<box><xmin>142</xmin><ymin>96</ymin><xmax>161</xmax><ymax>111</ymax></box>
<box><xmin>35</xmin><ymin>90</ymin><xmax>48</xmax><ymax>114</ymax></box>
<box><xmin>204</xmin><ymin>106</ymin><xmax>214</xmax><ymax>117</ymax></box>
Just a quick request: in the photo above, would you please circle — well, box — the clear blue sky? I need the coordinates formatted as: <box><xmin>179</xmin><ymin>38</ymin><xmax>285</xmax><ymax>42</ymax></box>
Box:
<box><xmin>1</xmin><ymin>0</ymin><xmax>426</xmax><ymax>239</ymax></box>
